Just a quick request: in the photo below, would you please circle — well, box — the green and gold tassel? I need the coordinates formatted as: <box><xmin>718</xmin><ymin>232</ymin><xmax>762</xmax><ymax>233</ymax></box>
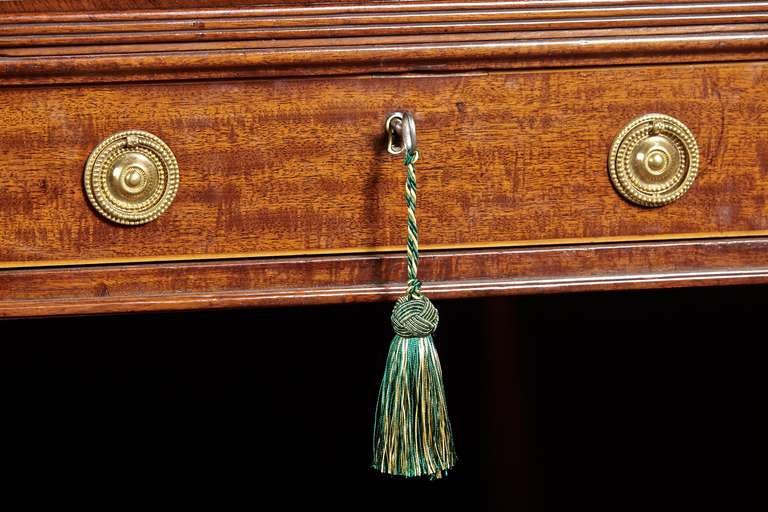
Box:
<box><xmin>372</xmin><ymin>132</ymin><xmax>457</xmax><ymax>479</ymax></box>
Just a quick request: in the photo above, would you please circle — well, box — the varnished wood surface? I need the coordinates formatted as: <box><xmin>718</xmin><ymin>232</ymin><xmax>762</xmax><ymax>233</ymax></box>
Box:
<box><xmin>0</xmin><ymin>1</ymin><xmax>753</xmax><ymax>17</ymax></box>
<box><xmin>2</xmin><ymin>237</ymin><xmax>768</xmax><ymax>317</ymax></box>
<box><xmin>0</xmin><ymin>0</ymin><xmax>497</xmax><ymax>12</ymax></box>
<box><xmin>1</xmin><ymin>62</ymin><xmax>768</xmax><ymax>267</ymax></box>
<box><xmin>6</xmin><ymin>2</ymin><xmax>768</xmax><ymax>28</ymax></box>
<box><xmin>2</xmin><ymin>1</ymin><xmax>768</xmax><ymax>83</ymax></box>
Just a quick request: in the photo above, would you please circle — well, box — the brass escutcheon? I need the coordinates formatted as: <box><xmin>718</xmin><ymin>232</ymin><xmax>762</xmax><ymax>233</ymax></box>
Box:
<box><xmin>609</xmin><ymin>114</ymin><xmax>699</xmax><ymax>207</ymax></box>
<box><xmin>84</xmin><ymin>130</ymin><xmax>179</xmax><ymax>225</ymax></box>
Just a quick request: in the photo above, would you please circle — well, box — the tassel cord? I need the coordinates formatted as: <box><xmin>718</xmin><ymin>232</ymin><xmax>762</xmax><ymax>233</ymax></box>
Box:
<box><xmin>404</xmin><ymin>150</ymin><xmax>422</xmax><ymax>300</ymax></box>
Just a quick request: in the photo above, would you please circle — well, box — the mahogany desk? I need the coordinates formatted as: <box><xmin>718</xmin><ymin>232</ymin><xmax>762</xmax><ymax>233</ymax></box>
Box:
<box><xmin>0</xmin><ymin>1</ymin><xmax>762</xmax><ymax>508</ymax></box>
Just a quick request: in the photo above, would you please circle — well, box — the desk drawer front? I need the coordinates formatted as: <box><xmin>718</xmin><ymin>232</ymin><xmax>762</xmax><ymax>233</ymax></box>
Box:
<box><xmin>1</xmin><ymin>63</ymin><xmax>767</xmax><ymax>267</ymax></box>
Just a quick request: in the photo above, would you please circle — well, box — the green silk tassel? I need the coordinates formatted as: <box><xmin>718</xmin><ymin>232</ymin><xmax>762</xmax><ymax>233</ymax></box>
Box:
<box><xmin>372</xmin><ymin>149</ymin><xmax>457</xmax><ymax>478</ymax></box>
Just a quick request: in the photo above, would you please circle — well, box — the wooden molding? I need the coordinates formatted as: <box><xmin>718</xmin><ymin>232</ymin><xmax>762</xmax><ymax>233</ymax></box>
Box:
<box><xmin>3</xmin><ymin>237</ymin><xmax>768</xmax><ymax>317</ymax></box>
<box><xmin>0</xmin><ymin>1</ymin><xmax>747</xmax><ymax>15</ymax></box>
<box><xmin>3</xmin><ymin>1</ymin><xmax>768</xmax><ymax>83</ymax></box>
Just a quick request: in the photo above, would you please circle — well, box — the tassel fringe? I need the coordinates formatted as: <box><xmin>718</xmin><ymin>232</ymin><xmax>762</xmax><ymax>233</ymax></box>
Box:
<box><xmin>372</xmin><ymin>334</ymin><xmax>456</xmax><ymax>478</ymax></box>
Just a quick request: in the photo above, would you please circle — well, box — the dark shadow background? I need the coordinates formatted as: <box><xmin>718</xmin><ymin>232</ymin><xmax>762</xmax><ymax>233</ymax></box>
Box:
<box><xmin>0</xmin><ymin>285</ymin><xmax>761</xmax><ymax>509</ymax></box>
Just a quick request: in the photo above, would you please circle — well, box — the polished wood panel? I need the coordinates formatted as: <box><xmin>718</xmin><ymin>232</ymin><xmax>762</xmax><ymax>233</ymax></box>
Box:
<box><xmin>3</xmin><ymin>238</ymin><xmax>768</xmax><ymax>317</ymax></box>
<box><xmin>1</xmin><ymin>62</ymin><xmax>768</xmax><ymax>267</ymax></box>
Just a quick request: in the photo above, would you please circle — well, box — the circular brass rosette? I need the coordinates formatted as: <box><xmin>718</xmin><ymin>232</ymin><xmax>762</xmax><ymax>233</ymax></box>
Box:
<box><xmin>609</xmin><ymin>114</ymin><xmax>700</xmax><ymax>207</ymax></box>
<box><xmin>84</xmin><ymin>130</ymin><xmax>179</xmax><ymax>225</ymax></box>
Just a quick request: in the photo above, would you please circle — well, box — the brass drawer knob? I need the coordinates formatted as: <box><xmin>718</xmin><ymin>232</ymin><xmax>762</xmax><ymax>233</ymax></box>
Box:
<box><xmin>84</xmin><ymin>130</ymin><xmax>179</xmax><ymax>225</ymax></box>
<box><xmin>609</xmin><ymin>113</ymin><xmax>699</xmax><ymax>207</ymax></box>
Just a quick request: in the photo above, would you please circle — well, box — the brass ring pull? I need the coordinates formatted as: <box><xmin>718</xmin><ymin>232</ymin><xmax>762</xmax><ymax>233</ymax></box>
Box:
<box><xmin>84</xmin><ymin>130</ymin><xmax>180</xmax><ymax>225</ymax></box>
<box><xmin>609</xmin><ymin>113</ymin><xmax>700</xmax><ymax>207</ymax></box>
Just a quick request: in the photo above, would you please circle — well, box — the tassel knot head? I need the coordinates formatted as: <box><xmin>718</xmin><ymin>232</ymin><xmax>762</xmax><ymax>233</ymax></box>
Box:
<box><xmin>391</xmin><ymin>295</ymin><xmax>438</xmax><ymax>338</ymax></box>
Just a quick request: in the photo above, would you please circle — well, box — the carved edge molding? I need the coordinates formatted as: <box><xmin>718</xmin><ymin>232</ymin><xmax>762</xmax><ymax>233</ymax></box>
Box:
<box><xmin>2</xmin><ymin>1</ymin><xmax>768</xmax><ymax>83</ymax></box>
<box><xmin>2</xmin><ymin>237</ymin><xmax>768</xmax><ymax>317</ymax></box>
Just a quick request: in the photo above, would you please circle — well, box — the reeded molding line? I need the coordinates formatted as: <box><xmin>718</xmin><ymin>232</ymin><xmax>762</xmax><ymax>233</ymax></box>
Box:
<box><xmin>2</xmin><ymin>2</ymin><xmax>768</xmax><ymax>48</ymax></box>
<box><xmin>2</xmin><ymin>31</ymin><xmax>768</xmax><ymax>84</ymax></box>
<box><xmin>3</xmin><ymin>1</ymin><xmax>768</xmax><ymax>25</ymax></box>
<box><xmin>3</xmin><ymin>15</ymin><xmax>768</xmax><ymax>49</ymax></box>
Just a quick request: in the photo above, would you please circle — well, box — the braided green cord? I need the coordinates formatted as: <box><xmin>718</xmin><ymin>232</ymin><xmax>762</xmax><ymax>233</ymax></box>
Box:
<box><xmin>404</xmin><ymin>150</ymin><xmax>421</xmax><ymax>299</ymax></box>
<box><xmin>373</xmin><ymin>146</ymin><xmax>456</xmax><ymax>478</ymax></box>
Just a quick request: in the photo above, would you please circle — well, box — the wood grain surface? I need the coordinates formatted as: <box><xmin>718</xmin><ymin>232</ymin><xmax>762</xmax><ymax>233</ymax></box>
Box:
<box><xmin>3</xmin><ymin>237</ymin><xmax>768</xmax><ymax>317</ymax></box>
<box><xmin>1</xmin><ymin>62</ymin><xmax>768</xmax><ymax>267</ymax></box>
<box><xmin>0</xmin><ymin>1</ymin><xmax>736</xmax><ymax>14</ymax></box>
